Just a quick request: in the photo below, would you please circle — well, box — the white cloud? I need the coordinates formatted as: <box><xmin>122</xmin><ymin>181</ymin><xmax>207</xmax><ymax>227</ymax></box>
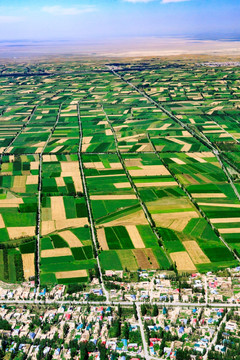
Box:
<box><xmin>0</xmin><ymin>15</ymin><xmax>23</xmax><ymax>23</ymax></box>
<box><xmin>162</xmin><ymin>0</ymin><xmax>191</xmax><ymax>3</ymax></box>
<box><xmin>42</xmin><ymin>5</ymin><xmax>97</xmax><ymax>16</ymax></box>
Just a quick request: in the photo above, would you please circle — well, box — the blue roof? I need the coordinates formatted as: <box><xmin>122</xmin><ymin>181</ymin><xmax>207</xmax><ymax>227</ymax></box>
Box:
<box><xmin>122</xmin><ymin>339</ymin><xmax>128</xmax><ymax>346</ymax></box>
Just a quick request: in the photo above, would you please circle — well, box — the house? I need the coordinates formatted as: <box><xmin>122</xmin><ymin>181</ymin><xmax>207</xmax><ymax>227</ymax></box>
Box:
<box><xmin>215</xmin><ymin>345</ymin><xmax>226</xmax><ymax>353</ymax></box>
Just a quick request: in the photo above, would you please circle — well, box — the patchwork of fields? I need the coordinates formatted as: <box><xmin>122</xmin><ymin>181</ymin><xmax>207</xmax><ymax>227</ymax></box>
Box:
<box><xmin>0</xmin><ymin>59</ymin><xmax>240</xmax><ymax>286</ymax></box>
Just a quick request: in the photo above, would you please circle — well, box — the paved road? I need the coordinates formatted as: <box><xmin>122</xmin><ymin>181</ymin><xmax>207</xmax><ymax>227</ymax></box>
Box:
<box><xmin>136</xmin><ymin>303</ymin><xmax>150</xmax><ymax>360</ymax></box>
<box><xmin>0</xmin><ymin>299</ymin><xmax>239</xmax><ymax>308</ymax></box>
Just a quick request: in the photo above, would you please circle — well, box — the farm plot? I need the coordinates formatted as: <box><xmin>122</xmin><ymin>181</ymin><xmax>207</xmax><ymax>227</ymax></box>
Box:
<box><xmin>0</xmin><ymin>155</ymin><xmax>38</xmax><ymax>282</ymax></box>
<box><xmin>83</xmin><ymin>154</ymin><xmax>142</xmax><ymax>224</ymax></box>
<box><xmin>0</xmin><ymin>105</ymin><xmax>35</xmax><ymax>153</ymax></box>
<box><xmin>80</xmin><ymin>103</ymin><xmax>116</xmax><ymax>152</ymax></box>
<box><xmin>42</xmin><ymin>154</ymin><xmax>83</xmax><ymax>196</ymax></box>
<box><xmin>41</xmin><ymin>195</ymin><xmax>89</xmax><ymax>235</ymax></box>
<box><xmin>44</xmin><ymin>104</ymin><xmax>80</xmax><ymax>153</ymax></box>
<box><xmin>160</xmin><ymin>152</ymin><xmax>226</xmax><ymax>186</ymax></box>
<box><xmin>40</xmin><ymin>226</ymin><xmax>96</xmax><ymax>284</ymax></box>
<box><xmin>8</xmin><ymin>106</ymin><xmax>60</xmax><ymax>154</ymax></box>
<box><xmin>123</xmin><ymin>153</ymin><xmax>177</xmax><ymax>188</ymax></box>
<box><xmin>98</xmin><ymin>223</ymin><xmax>170</xmax><ymax>270</ymax></box>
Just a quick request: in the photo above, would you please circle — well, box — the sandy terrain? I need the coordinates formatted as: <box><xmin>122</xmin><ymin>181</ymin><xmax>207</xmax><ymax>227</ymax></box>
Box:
<box><xmin>126</xmin><ymin>225</ymin><xmax>145</xmax><ymax>248</ymax></box>
<box><xmin>59</xmin><ymin>230</ymin><xmax>83</xmax><ymax>247</ymax></box>
<box><xmin>22</xmin><ymin>254</ymin><xmax>35</xmax><ymax>279</ymax></box>
<box><xmin>2</xmin><ymin>38</ymin><xmax>240</xmax><ymax>58</ymax></box>
<box><xmin>56</xmin><ymin>269</ymin><xmax>87</xmax><ymax>279</ymax></box>
<box><xmin>184</xmin><ymin>241</ymin><xmax>210</xmax><ymax>264</ymax></box>
<box><xmin>97</xmin><ymin>228</ymin><xmax>109</xmax><ymax>250</ymax></box>
<box><xmin>170</xmin><ymin>251</ymin><xmax>196</xmax><ymax>272</ymax></box>
<box><xmin>41</xmin><ymin>248</ymin><xmax>72</xmax><ymax>257</ymax></box>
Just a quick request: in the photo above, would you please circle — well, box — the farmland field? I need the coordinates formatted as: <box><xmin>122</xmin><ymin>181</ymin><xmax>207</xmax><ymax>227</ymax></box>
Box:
<box><xmin>1</xmin><ymin>58</ymin><xmax>240</xmax><ymax>285</ymax></box>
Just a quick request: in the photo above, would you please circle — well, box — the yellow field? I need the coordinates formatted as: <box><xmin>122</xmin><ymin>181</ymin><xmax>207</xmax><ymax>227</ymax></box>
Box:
<box><xmin>0</xmin><ymin>214</ymin><xmax>5</xmax><ymax>228</ymax></box>
<box><xmin>136</xmin><ymin>181</ymin><xmax>178</xmax><ymax>188</ymax></box>
<box><xmin>129</xmin><ymin>165</ymin><xmax>170</xmax><ymax>177</ymax></box>
<box><xmin>22</xmin><ymin>254</ymin><xmax>35</xmax><ymax>279</ymax></box>
<box><xmin>59</xmin><ymin>230</ymin><xmax>83</xmax><ymax>247</ymax></box>
<box><xmin>8</xmin><ymin>226</ymin><xmax>35</xmax><ymax>239</ymax></box>
<box><xmin>218</xmin><ymin>228</ymin><xmax>240</xmax><ymax>234</ymax></box>
<box><xmin>170</xmin><ymin>251</ymin><xmax>196</xmax><ymax>272</ymax></box>
<box><xmin>191</xmin><ymin>193</ymin><xmax>226</xmax><ymax>198</ymax></box>
<box><xmin>55</xmin><ymin>177</ymin><xmax>65</xmax><ymax>187</ymax></box>
<box><xmin>97</xmin><ymin>228</ymin><xmax>109</xmax><ymax>250</ymax></box>
<box><xmin>41</xmin><ymin>248</ymin><xmax>72</xmax><ymax>258</ymax></box>
<box><xmin>126</xmin><ymin>225</ymin><xmax>145</xmax><ymax>248</ymax></box>
<box><xmin>184</xmin><ymin>241</ymin><xmax>210</xmax><ymax>264</ymax></box>
<box><xmin>198</xmin><ymin>202</ymin><xmax>240</xmax><ymax>208</ymax></box>
<box><xmin>0</xmin><ymin>198</ymin><xmax>23</xmax><ymax>208</ymax></box>
<box><xmin>211</xmin><ymin>217</ymin><xmax>240</xmax><ymax>223</ymax></box>
<box><xmin>26</xmin><ymin>175</ymin><xmax>39</xmax><ymax>185</ymax></box>
<box><xmin>114</xmin><ymin>182</ymin><xmax>132</xmax><ymax>189</ymax></box>
<box><xmin>41</xmin><ymin>217</ymin><xmax>89</xmax><ymax>235</ymax></box>
<box><xmin>102</xmin><ymin>210</ymin><xmax>148</xmax><ymax>227</ymax></box>
<box><xmin>56</xmin><ymin>269</ymin><xmax>87</xmax><ymax>279</ymax></box>
<box><xmin>90</xmin><ymin>195</ymin><xmax>137</xmax><ymax>200</ymax></box>
<box><xmin>51</xmin><ymin>196</ymin><xmax>66</xmax><ymax>221</ymax></box>
<box><xmin>152</xmin><ymin>211</ymin><xmax>199</xmax><ymax>231</ymax></box>
<box><xmin>12</xmin><ymin>175</ymin><xmax>26</xmax><ymax>193</ymax></box>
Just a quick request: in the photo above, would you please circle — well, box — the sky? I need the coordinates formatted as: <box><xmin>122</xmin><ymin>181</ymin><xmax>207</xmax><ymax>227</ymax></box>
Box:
<box><xmin>0</xmin><ymin>0</ymin><xmax>239</xmax><ymax>41</ymax></box>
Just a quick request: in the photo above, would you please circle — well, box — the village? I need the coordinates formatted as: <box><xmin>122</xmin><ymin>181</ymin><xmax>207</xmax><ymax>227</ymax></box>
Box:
<box><xmin>1</xmin><ymin>266</ymin><xmax>240</xmax><ymax>305</ymax></box>
<box><xmin>0</xmin><ymin>267</ymin><xmax>240</xmax><ymax>359</ymax></box>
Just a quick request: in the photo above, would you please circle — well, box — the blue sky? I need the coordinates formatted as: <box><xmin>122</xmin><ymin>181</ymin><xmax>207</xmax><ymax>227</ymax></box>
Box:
<box><xmin>0</xmin><ymin>0</ymin><xmax>239</xmax><ymax>41</ymax></box>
